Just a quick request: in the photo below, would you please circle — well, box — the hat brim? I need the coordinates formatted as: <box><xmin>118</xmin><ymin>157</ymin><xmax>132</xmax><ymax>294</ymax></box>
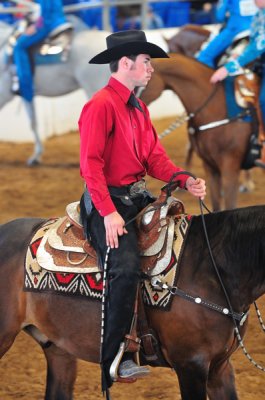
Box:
<box><xmin>89</xmin><ymin>41</ymin><xmax>169</xmax><ymax>64</ymax></box>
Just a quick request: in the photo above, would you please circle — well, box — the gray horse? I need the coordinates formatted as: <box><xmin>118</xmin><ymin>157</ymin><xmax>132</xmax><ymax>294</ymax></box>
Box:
<box><xmin>0</xmin><ymin>20</ymin><xmax>110</xmax><ymax>165</ymax></box>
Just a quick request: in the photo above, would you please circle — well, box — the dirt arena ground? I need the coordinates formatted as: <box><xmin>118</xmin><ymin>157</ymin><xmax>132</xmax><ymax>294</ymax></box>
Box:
<box><xmin>0</xmin><ymin>117</ymin><xmax>265</xmax><ymax>399</ymax></box>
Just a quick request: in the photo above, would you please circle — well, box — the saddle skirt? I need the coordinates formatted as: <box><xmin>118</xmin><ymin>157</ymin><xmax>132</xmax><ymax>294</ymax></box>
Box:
<box><xmin>36</xmin><ymin>195</ymin><xmax>190</xmax><ymax>277</ymax></box>
<box><xmin>36</xmin><ymin>22</ymin><xmax>74</xmax><ymax>63</ymax></box>
<box><xmin>6</xmin><ymin>22</ymin><xmax>73</xmax><ymax>64</ymax></box>
<box><xmin>234</xmin><ymin>70</ymin><xmax>260</xmax><ymax>109</ymax></box>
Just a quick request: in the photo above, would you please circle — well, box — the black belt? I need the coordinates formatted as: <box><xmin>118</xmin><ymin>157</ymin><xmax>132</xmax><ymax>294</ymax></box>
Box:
<box><xmin>108</xmin><ymin>180</ymin><xmax>149</xmax><ymax>205</ymax></box>
<box><xmin>109</xmin><ymin>180</ymin><xmax>146</xmax><ymax>197</ymax></box>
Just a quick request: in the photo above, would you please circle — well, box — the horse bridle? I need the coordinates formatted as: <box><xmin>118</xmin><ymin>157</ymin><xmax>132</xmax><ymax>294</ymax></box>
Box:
<box><xmin>157</xmin><ymin>83</ymin><xmax>252</xmax><ymax>140</ymax></box>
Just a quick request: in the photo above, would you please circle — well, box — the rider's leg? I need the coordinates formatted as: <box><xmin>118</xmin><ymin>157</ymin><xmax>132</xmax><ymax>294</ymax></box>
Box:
<box><xmin>13</xmin><ymin>28</ymin><xmax>49</xmax><ymax>101</ymax></box>
<box><xmin>255</xmin><ymin>73</ymin><xmax>265</xmax><ymax>168</ymax></box>
<box><xmin>196</xmin><ymin>28</ymin><xmax>237</xmax><ymax>68</ymax></box>
<box><xmin>87</xmin><ymin>196</ymin><xmax>149</xmax><ymax>390</ymax></box>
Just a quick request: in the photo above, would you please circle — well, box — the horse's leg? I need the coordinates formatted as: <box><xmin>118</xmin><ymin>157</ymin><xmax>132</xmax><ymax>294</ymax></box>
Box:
<box><xmin>184</xmin><ymin>141</ymin><xmax>194</xmax><ymax>168</ymax></box>
<box><xmin>203</xmin><ymin>163</ymin><xmax>222</xmax><ymax>211</ymax></box>
<box><xmin>24</xmin><ymin>326</ymin><xmax>77</xmax><ymax>400</ymax></box>
<box><xmin>44</xmin><ymin>344</ymin><xmax>77</xmax><ymax>400</ymax></box>
<box><xmin>174</xmin><ymin>362</ymin><xmax>208</xmax><ymax>400</ymax></box>
<box><xmin>207</xmin><ymin>360</ymin><xmax>238</xmax><ymax>400</ymax></box>
<box><xmin>23</xmin><ymin>99</ymin><xmax>43</xmax><ymax>166</ymax></box>
<box><xmin>239</xmin><ymin>170</ymin><xmax>255</xmax><ymax>193</ymax></box>
<box><xmin>222</xmin><ymin>165</ymin><xmax>240</xmax><ymax>210</ymax></box>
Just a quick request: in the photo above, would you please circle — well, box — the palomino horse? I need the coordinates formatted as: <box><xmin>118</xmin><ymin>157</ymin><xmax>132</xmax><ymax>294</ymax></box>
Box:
<box><xmin>0</xmin><ymin>21</ymin><xmax>110</xmax><ymax>165</ymax></box>
<box><xmin>0</xmin><ymin>195</ymin><xmax>265</xmax><ymax>399</ymax></box>
<box><xmin>141</xmin><ymin>54</ymin><xmax>254</xmax><ymax>211</ymax></box>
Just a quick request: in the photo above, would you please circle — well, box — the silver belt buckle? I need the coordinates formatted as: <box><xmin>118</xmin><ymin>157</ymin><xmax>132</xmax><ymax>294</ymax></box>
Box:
<box><xmin>129</xmin><ymin>180</ymin><xmax>146</xmax><ymax>197</ymax></box>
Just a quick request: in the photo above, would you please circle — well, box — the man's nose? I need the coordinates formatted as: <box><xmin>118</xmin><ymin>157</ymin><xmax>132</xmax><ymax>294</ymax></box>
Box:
<box><xmin>149</xmin><ymin>64</ymin><xmax>154</xmax><ymax>72</ymax></box>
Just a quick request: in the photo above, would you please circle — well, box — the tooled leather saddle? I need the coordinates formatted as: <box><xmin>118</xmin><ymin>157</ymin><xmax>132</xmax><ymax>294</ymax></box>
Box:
<box><xmin>36</xmin><ymin>191</ymin><xmax>185</xmax><ymax>276</ymax></box>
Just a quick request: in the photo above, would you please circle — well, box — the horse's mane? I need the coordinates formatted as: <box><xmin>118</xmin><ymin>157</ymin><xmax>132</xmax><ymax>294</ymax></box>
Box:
<box><xmin>181</xmin><ymin>24</ymin><xmax>210</xmax><ymax>36</ymax></box>
<box><xmin>165</xmin><ymin>53</ymin><xmax>214</xmax><ymax>73</ymax></box>
<box><xmin>191</xmin><ymin>205</ymin><xmax>265</xmax><ymax>279</ymax></box>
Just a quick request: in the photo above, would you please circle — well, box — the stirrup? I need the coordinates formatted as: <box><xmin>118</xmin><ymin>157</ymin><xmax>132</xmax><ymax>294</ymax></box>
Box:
<box><xmin>109</xmin><ymin>342</ymin><xmax>138</xmax><ymax>383</ymax></box>
<box><xmin>109</xmin><ymin>342</ymin><xmax>126</xmax><ymax>382</ymax></box>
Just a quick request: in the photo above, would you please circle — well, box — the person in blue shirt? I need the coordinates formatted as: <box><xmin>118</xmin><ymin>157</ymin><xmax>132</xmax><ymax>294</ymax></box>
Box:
<box><xmin>210</xmin><ymin>0</ymin><xmax>265</xmax><ymax>168</ymax></box>
<box><xmin>13</xmin><ymin>0</ymin><xmax>66</xmax><ymax>102</ymax></box>
<box><xmin>196</xmin><ymin>0</ymin><xmax>257</xmax><ymax>68</ymax></box>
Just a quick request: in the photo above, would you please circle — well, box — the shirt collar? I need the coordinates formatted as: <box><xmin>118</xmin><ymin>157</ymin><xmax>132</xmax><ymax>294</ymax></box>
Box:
<box><xmin>108</xmin><ymin>76</ymin><xmax>133</xmax><ymax>105</ymax></box>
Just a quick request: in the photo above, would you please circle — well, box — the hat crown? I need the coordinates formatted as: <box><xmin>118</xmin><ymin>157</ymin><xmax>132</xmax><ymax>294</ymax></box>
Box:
<box><xmin>89</xmin><ymin>29</ymin><xmax>169</xmax><ymax>64</ymax></box>
<box><xmin>106</xmin><ymin>30</ymin><xmax>147</xmax><ymax>50</ymax></box>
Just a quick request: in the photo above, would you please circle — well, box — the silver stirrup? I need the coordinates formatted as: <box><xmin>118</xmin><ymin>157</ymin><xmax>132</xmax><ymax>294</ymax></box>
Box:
<box><xmin>109</xmin><ymin>342</ymin><xmax>126</xmax><ymax>381</ymax></box>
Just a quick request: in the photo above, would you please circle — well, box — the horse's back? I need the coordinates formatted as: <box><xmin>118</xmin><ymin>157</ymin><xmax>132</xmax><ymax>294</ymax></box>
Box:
<box><xmin>0</xmin><ymin>218</ymin><xmax>46</xmax><ymax>339</ymax></box>
<box><xmin>0</xmin><ymin>218</ymin><xmax>45</xmax><ymax>263</ymax></box>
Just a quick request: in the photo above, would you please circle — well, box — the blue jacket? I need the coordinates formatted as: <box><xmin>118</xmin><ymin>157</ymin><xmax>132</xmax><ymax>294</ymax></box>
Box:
<box><xmin>38</xmin><ymin>0</ymin><xmax>66</xmax><ymax>31</ymax></box>
<box><xmin>216</xmin><ymin>0</ymin><xmax>257</xmax><ymax>29</ymax></box>
<box><xmin>225</xmin><ymin>9</ymin><xmax>265</xmax><ymax>74</ymax></box>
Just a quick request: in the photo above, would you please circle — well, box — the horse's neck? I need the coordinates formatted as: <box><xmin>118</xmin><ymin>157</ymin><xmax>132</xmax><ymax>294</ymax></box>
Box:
<box><xmin>164</xmin><ymin>60</ymin><xmax>219</xmax><ymax>116</ymax></box>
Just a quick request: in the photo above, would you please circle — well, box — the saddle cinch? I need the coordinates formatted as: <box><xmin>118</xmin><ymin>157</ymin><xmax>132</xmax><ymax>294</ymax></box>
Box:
<box><xmin>36</xmin><ymin>192</ymin><xmax>185</xmax><ymax>276</ymax></box>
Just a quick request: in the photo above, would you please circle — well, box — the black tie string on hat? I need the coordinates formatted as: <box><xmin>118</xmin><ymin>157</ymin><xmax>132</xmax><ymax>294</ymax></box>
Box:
<box><xmin>128</xmin><ymin>93</ymin><xmax>143</xmax><ymax>112</ymax></box>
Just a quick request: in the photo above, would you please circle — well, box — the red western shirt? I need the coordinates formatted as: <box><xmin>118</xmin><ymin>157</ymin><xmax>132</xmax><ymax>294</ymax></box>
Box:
<box><xmin>79</xmin><ymin>77</ymin><xmax>189</xmax><ymax>217</ymax></box>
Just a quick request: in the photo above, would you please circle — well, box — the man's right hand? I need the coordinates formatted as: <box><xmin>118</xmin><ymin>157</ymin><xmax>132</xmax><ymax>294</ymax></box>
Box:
<box><xmin>104</xmin><ymin>211</ymin><xmax>128</xmax><ymax>248</ymax></box>
<box><xmin>210</xmin><ymin>66</ymin><xmax>228</xmax><ymax>83</ymax></box>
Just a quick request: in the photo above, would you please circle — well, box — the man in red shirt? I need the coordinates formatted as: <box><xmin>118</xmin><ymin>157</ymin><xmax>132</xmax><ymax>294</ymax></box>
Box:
<box><xmin>79</xmin><ymin>30</ymin><xmax>206</xmax><ymax>394</ymax></box>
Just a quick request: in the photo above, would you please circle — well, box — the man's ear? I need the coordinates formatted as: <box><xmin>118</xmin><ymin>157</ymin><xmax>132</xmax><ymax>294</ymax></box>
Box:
<box><xmin>120</xmin><ymin>56</ymin><xmax>132</xmax><ymax>70</ymax></box>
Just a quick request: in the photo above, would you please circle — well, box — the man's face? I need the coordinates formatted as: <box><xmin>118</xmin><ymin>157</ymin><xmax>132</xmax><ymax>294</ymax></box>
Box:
<box><xmin>128</xmin><ymin>54</ymin><xmax>154</xmax><ymax>88</ymax></box>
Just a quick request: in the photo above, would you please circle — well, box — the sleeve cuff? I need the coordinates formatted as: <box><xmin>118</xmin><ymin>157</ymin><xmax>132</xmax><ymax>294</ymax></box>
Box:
<box><xmin>225</xmin><ymin>60</ymin><xmax>244</xmax><ymax>76</ymax></box>
<box><xmin>93</xmin><ymin>196</ymin><xmax>116</xmax><ymax>217</ymax></box>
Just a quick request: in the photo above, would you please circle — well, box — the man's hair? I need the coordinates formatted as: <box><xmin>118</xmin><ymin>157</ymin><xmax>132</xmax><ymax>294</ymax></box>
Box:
<box><xmin>109</xmin><ymin>54</ymin><xmax>137</xmax><ymax>72</ymax></box>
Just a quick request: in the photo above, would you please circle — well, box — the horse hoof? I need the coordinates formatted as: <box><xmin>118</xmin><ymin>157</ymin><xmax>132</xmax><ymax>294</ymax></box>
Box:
<box><xmin>27</xmin><ymin>157</ymin><xmax>41</xmax><ymax>167</ymax></box>
<box><xmin>239</xmin><ymin>182</ymin><xmax>255</xmax><ymax>193</ymax></box>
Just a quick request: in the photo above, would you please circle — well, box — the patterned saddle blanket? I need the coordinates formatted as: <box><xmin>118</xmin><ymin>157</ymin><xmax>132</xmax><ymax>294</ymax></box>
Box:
<box><xmin>34</xmin><ymin>194</ymin><xmax>186</xmax><ymax>276</ymax></box>
<box><xmin>25</xmin><ymin>194</ymin><xmax>192</xmax><ymax>309</ymax></box>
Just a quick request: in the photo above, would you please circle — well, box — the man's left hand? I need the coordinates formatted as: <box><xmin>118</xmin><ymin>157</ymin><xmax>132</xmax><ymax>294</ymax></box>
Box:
<box><xmin>186</xmin><ymin>177</ymin><xmax>206</xmax><ymax>200</ymax></box>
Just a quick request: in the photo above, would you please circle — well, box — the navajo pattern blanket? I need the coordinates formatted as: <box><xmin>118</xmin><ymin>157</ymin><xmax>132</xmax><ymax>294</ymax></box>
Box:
<box><xmin>24</xmin><ymin>215</ymin><xmax>192</xmax><ymax>309</ymax></box>
<box><xmin>24</xmin><ymin>219</ymin><xmax>103</xmax><ymax>300</ymax></box>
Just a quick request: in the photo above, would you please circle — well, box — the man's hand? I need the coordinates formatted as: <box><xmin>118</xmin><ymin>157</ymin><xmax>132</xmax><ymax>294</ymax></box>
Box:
<box><xmin>210</xmin><ymin>66</ymin><xmax>228</xmax><ymax>84</ymax></box>
<box><xmin>104</xmin><ymin>211</ymin><xmax>128</xmax><ymax>248</ymax></box>
<box><xmin>186</xmin><ymin>177</ymin><xmax>206</xmax><ymax>200</ymax></box>
<box><xmin>26</xmin><ymin>25</ymin><xmax>37</xmax><ymax>35</ymax></box>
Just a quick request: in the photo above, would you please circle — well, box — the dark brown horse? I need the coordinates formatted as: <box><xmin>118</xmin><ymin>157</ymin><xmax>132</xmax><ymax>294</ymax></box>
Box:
<box><xmin>141</xmin><ymin>54</ymin><xmax>254</xmax><ymax>210</ymax></box>
<box><xmin>1</xmin><ymin>202</ymin><xmax>265</xmax><ymax>399</ymax></box>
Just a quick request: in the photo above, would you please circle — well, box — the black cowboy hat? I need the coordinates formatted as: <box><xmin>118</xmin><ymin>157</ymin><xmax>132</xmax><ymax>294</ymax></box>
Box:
<box><xmin>89</xmin><ymin>30</ymin><xmax>169</xmax><ymax>64</ymax></box>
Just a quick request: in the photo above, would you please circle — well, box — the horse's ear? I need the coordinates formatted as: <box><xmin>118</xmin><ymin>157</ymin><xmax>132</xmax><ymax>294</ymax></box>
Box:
<box><xmin>162</xmin><ymin>35</ymin><xmax>169</xmax><ymax>45</ymax></box>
